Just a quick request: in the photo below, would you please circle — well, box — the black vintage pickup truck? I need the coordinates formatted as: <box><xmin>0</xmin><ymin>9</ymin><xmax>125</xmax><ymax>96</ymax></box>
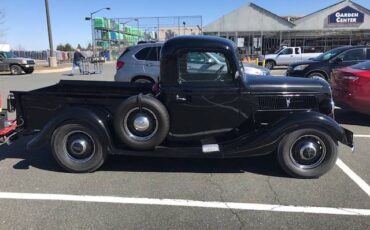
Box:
<box><xmin>3</xmin><ymin>36</ymin><xmax>353</xmax><ymax>178</ymax></box>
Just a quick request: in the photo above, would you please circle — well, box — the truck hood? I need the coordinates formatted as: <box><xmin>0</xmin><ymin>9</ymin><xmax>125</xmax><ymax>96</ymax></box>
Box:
<box><xmin>242</xmin><ymin>75</ymin><xmax>331</xmax><ymax>95</ymax></box>
<box><xmin>4</xmin><ymin>58</ymin><xmax>34</xmax><ymax>63</ymax></box>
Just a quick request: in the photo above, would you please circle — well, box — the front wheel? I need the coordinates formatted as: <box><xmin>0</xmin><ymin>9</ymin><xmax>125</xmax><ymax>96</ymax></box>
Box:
<box><xmin>265</xmin><ymin>60</ymin><xmax>275</xmax><ymax>70</ymax></box>
<box><xmin>51</xmin><ymin>123</ymin><xmax>107</xmax><ymax>173</ymax></box>
<box><xmin>307</xmin><ymin>72</ymin><xmax>327</xmax><ymax>81</ymax></box>
<box><xmin>10</xmin><ymin>65</ymin><xmax>23</xmax><ymax>75</ymax></box>
<box><xmin>277</xmin><ymin>129</ymin><xmax>338</xmax><ymax>179</ymax></box>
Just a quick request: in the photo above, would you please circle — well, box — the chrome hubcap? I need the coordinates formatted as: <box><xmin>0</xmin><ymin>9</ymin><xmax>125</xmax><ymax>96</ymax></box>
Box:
<box><xmin>62</xmin><ymin>131</ymin><xmax>95</xmax><ymax>162</ymax></box>
<box><xmin>123</xmin><ymin>108</ymin><xmax>158</xmax><ymax>141</ymax></box>
<box><xmin>133</xmin><ymin>115</ymin><xmax>150</xmax><ymax>132</ymax></box>
<box><xmin>70</xmin><ymin>139</ymin><xmax>88</xmax><ymax>155</ymax></box>
<box><xmin>299</xmin><ymin>143</ymin><xmax>317</xmax><ymax>160</ymax></box>
<box><xmin>290</xmin><ymin>135</ymin><xmax>326</xmax><ymax>169</ymax></box>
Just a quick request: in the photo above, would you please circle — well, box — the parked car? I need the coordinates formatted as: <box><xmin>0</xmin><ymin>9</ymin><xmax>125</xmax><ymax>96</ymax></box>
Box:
<box><xmin>2</xmin><ymin>36</ymin><xmax>352</xmax><ymax>178</ymax></box>
<box><xmin>286</xmin><ymin>46</ymin><xmax>370</xmax><ymax>81</ymax></box>
<box><xmin>331</xmin><ymin>60</ymin><xmax>370</xmax><ymax>115</ymax></box>
<box><xmin>114</xmin><ymin>43</ymin><xmax>270</xmax><ymax>83</ymax></box>
<box><xmin>264</xmin><ymin>47</ymin><xmax>322</xmax><ymax>70</ymax></box>
<box><xmin>0</xmin><ymin>51</ymin><xmax>36</xmax><ymax>75</ymax></box>
<box><xmin>114</xmin><ymin>42</ymin><xmax>163</xmax><ymax>84</ymax></box>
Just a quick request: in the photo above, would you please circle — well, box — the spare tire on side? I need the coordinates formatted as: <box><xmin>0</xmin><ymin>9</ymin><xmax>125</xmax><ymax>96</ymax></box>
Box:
<box><xmin>113</xmin><ymin>94</ymin><xmax>170</xmax><ymax>150</ymax></box>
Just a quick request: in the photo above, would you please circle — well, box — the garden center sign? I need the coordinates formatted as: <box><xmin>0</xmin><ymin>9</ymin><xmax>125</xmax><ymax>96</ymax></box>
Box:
<box><xmin>328</xmin><ymin>6</ymin><xmax>364</xmax><ymax>24</ymax></box>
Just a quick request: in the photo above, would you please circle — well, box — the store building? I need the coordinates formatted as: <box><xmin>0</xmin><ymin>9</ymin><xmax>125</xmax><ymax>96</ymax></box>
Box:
<box><xmin>204</xmin><ymin>0</ymin><xmax>370</xmax><ymax>56</ymax></box>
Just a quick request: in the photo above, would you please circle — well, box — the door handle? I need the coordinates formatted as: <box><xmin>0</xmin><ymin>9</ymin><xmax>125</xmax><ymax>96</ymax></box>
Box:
<box><xmin>176</xmin><ymin>94</ymin><xmax>187</xmax><ymax>101</ymax></box>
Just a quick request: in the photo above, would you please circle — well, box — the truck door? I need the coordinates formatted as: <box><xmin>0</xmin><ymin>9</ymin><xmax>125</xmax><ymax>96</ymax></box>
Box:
<box><xmin>276</xmin><ymin>48</ymin><xmax>294</xmax><ymax>65</ymax></box>
<box><xmin>164</xmin><ymin>51</ymin><xmax>240</xmax><ymax>139</ymax></box>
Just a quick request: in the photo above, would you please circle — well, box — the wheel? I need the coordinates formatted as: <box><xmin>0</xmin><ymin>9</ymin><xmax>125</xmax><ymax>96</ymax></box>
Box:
<box><xmin>265</xmin><ymin>60</ymin><xmax>275</xmax><ymax>70</ymax></box>
<box><xmin>277</xmin><ymin>128</ymin><xmax>338</xmax><ymax>178</ymax></box>
<box><xmin>307</xmin><ymin>72</ymin><xmax>327</xmax><ymax>81</ymax></box>
<box><xmin>114</xmin><ymin>95</ymin><xmax>169</xmax><ymax>150</ymax></box>
<box><xmin>25</xmin><ymin>68</ymin><xmax>34</xmax><ymax>74</ymax></box>
<box><xmin>51</xmin><ymin>123</ymin><xmax>107</xmax><ymax>173</ymax></box>
<box><xmin>10</xmin><ymin>65</ymin><xmax>23</xmax><ymax>75</ymax></box>
<box><xmin>133</xmin><ymin>77</ymin><xmax>154</xmax><ymax>84</ymax></box>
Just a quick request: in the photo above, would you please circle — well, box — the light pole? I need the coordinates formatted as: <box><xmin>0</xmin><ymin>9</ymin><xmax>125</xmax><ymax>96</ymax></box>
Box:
<box><xmin>85</xmin><ymin>7</ymin><xmax>110</xmax><ymax>56</ymax></box>
<box><xmin>182</xmin><ymin>21</ymin><xmax>186</xmax><ymax>35</ymax></box>
<box><xmin>44</xmin><ymin>0</ymin><xmax>56</xmax><ymax>67</ymax></box>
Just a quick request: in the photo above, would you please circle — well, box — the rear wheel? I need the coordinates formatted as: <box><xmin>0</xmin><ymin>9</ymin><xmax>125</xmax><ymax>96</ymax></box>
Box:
<box><xmin>51</xmin><ymin>123</ymin><xmax>107</xmax><ymax>173</ymax></box>
<box><xmin>132</xmin><ymin>77</ymin><xmax>154</xmax><ymax>84</ymax></box>
<box><xmin>265</xmin><ymin>60</ymin><xmax>275</xmax><ymax>70</ymax></box>
<box><xmin>10</xmin><ymin>65</ymin><xmax>23</xmax><ymax>75</ymax></box>
<box><xmin>277</xmin><ymin>128</ymin><xmax>338</xmax><ymax>178</ymax></box>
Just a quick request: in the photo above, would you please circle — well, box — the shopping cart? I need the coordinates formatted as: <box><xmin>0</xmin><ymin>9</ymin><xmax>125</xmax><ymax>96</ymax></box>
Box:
<box><xmin>80</xmin><ymin>57</ymin><xmax>105</xmax><ymax>75</ymax></box>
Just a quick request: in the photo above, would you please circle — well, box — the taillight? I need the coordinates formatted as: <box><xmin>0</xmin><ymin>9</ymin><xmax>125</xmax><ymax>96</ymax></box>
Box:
<box><xmin>116</xmin><ymin>61</ymin><xmax>125</xmax><ymax>70</ymax></box>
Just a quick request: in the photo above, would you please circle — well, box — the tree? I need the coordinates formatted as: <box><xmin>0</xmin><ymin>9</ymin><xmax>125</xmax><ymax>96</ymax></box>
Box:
<box><xmin>56</xmin><ymin>44</ymin><xmax>65</xmax><ymax>51</ymax></box>
<box><xmin>77</xmin><ymin>44</ymin><xmax>82</xmax><ymax>50</ymax></box>
<box><xmin>64</xmin><ymin>43</ymin><xmax>74</xmax><ymax>51</ymax></box>
<box><xmin>87</xmin><ymin>43</ymin><xmax>92</xmax><ymax>51</ymax></box>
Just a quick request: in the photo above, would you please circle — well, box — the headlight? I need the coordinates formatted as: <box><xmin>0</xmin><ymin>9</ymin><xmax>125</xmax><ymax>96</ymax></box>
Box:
<box><xmin>293</xmin><ymin>64</ymin><xmax>309</xmax><ymax>71</ymax></box>
<box><xmin>21</xmin><ymin>60</ymin><xmax>27</xmax><ymax>64</ymax></box>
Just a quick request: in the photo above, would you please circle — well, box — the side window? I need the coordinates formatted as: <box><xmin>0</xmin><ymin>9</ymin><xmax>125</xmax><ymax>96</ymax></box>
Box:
<box><xmin>0</xmin><ymin>53</ymin><xmax>4</xmax><ymax>59</ymax></box>
<box><xmin>280</xmin><ymin>48</ymin><xmax>293</xmax><ymax>55</ymax></box>
<box><xmin>367</xmin><ymin>49</ymin><xmax>370</xmax><ymax>60</ymax></box>
<box><xmin>295</xmin><ymin>48</ymin><xmax>300</xmax><ymax>54</ymax></box>
<box><xmin>341</xmin><ymin>49</ymin><xmax>365</xmax><ymax>61</ymax></box>
<box><xmin>178</xmin><ymin>51</ymin><xmax>233</xmax><ymax>83</ymax></box>
<box><xmin>135</xmin><ymin>47</ymin><xmax>157</xmax><ymax>61</ymax></box>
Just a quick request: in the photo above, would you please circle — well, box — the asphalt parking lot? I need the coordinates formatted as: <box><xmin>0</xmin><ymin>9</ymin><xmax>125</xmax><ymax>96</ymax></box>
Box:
<box><xmin>0</xmin><ymin>63</ymin><xmax>369</xmax><ymax>229</ymax></box>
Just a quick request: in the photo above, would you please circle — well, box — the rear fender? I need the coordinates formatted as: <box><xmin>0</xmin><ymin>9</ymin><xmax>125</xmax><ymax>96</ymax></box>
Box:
<box><xmin>26</xmin><ymin>106</ymin><xmax>113</xmax><ymax>151</ymax></box>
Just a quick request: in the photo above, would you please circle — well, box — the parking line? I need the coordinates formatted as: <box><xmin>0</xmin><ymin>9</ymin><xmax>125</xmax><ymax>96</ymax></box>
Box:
<box><xmin>0</xmin><ymin>192</ymin><xmax>369</xmax><ymax>216</ymax></box>
<box><xmin>336</xmin><ymin>159</ymin><xmax>370</xmax><ymax>198</ymax></box>
<box><xmin>354</xmin><ymin>135</ymin><xmax>370</xmax><ymax>138</ymax></box>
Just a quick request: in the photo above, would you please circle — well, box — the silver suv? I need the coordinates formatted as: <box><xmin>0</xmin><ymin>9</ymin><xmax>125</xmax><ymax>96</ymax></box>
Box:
<box><xmin>114</xmin><ymin>42</ymin><xmax>270</xmax><ymax>83</ymax></box>
<box><xmin>114</xmin><ymin>42</ymin><xmax>162</xmax><ymax>83</ymax></box>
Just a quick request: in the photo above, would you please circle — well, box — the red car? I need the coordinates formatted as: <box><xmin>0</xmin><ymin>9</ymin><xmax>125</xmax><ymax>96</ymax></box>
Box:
<box><xmin>331</xmin><ymin>61</ymin><xmax>370</xmax><ymax>115</ymax></box>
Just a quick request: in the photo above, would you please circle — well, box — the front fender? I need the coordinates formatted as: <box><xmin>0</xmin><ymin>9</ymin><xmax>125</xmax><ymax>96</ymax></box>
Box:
<box><xmin>270</xmin><ymin>111</ymin><xmax>353</xmax><ymax>147</ymax></box>
<box><xmin>26</xmin><ymin>106</ymin><xmax>113</xmax><ymax>151</ymax></box>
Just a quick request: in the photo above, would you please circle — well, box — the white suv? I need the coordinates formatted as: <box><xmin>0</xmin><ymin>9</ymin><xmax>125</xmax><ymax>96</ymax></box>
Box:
<box><xmin>114</xmin><ymin>42</ymin><xmax>162</xmax><ymax>83</ymax></box>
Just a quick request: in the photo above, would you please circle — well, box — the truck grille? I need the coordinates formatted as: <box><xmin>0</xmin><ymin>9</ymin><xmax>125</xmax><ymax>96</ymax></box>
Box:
<box><xmin>258</xmin><ymin>96</ymin><xmax>317</xmax><ymax>110</ymax></box>
<box><xmin>27</xmin><ymin>60</ymin><xmax>35</xmax><ymax>65</ymax></box>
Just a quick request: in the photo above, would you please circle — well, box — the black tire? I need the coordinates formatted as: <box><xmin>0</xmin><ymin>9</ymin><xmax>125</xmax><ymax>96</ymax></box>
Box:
<box><xmin>51</xmin><ymin>123</ymin><xmax>107</xmax><ymax>173</ymax></box>
<box><xmin>132</xmin><ymin>77</ymin><xmax>154</xmax><ymax>84</ymax></box>
<box><xmin>265</xmin><ymin>60</ymin><xmax>275</xmax><ymax>70</ymax></box>
<box><xmin>307</xmin><ymin>72</ymin><xmax>327</xmax><ymax>81</ymax></box>
<box><xmin>10</xmin><ymin>65</ymin><xmax>23</xmax><ymax>75</ymax></box>
<box><xmin>25</xmin><ymin>68</ymin><xmax>34</xmax><ymax>74</ymax></box>
<box><xmin>277</xmin><ymin>128</ymin><xmax>338</xmax><ymax>179</ymax></box>
<box><xmin>114</xmin><ymin>95</ymin><xmax>169</xmax><ymax>150</ymax></box>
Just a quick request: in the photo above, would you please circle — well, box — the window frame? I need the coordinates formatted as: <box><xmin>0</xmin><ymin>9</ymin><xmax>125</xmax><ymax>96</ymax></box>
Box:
<box><xmin>176</xmin><ymin>49</ymin><xmax>236</xmax><ymax>85</ymax></box>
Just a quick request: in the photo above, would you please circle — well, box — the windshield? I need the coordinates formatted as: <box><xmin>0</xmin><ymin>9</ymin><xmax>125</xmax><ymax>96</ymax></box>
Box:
<box><xmin>352</xmin><ymin>60</ymin><xmax>370</xmax><ymax>70</ymax></box>
<box><xmin>274</xmin><ymin>47</ymin><xmax>285</xmax><ymax>54</ymax></box>
<box><xmin>313</xmin><ymin>47</ymin><xmax>346</xmax><ymax>61</ymax></box>
<box><xmin>0</xmin><ymin>52</ymin><xmax>18</xmax><ymax>58</ymax></box>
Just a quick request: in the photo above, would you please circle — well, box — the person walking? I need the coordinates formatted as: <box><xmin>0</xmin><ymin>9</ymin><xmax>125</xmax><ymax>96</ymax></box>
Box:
<box><xmin>70</xmin><ymin>49</ymin><xmax>85</xmax><ymax>76</ymax></box>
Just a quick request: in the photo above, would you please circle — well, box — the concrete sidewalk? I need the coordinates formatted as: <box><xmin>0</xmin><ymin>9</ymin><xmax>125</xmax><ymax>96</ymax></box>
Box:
<box><xmin>34</xmin><ymin>61</ymin><xmax>116</xmax><ymax>74</ymax></box>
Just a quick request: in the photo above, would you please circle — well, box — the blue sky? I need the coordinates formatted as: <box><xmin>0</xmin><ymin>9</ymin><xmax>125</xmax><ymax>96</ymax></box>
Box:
<box><xmin>1</xmin><ymin>0</ymin><xmax>369</xmax><ymax>50</ymax></box>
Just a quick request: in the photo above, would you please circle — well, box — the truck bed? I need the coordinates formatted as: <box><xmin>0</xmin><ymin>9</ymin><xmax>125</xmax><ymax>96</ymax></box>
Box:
<box><xmin>12</xmin><ymin>80</ymin><xmax>153</xmax><ymax>132</ymax></box>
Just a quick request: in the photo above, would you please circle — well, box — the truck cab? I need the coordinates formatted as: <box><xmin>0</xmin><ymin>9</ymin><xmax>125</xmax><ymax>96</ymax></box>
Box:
<box><xmin>264</xmin><ymin>46</ymin><xmax>322</xmax><ymax>70</ymax></box>
<box><xmin>2</xmin><ymin>36</ymin><xmax>353</xmax><ymax>178</ymax></box>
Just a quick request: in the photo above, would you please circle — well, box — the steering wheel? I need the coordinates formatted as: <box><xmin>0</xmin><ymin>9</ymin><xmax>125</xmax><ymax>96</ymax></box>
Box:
<box><xmin>213</xmin><ymin>65</ymin><xmax>225</xmax><ymax>81</ymax></box>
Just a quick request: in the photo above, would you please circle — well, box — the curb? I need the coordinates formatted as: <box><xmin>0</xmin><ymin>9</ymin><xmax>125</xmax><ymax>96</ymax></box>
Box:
<box><xmin>34</xmin><ymin>67</ymin><xmax>71</xmax><ymax>74</ymax></box>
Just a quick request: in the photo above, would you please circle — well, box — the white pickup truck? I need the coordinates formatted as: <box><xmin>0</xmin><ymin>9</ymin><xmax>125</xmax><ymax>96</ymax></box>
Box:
<box><xmin>264</xmin><ymin>47</ymin><xmax>322</xmax><ymax>70</ymax></box>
